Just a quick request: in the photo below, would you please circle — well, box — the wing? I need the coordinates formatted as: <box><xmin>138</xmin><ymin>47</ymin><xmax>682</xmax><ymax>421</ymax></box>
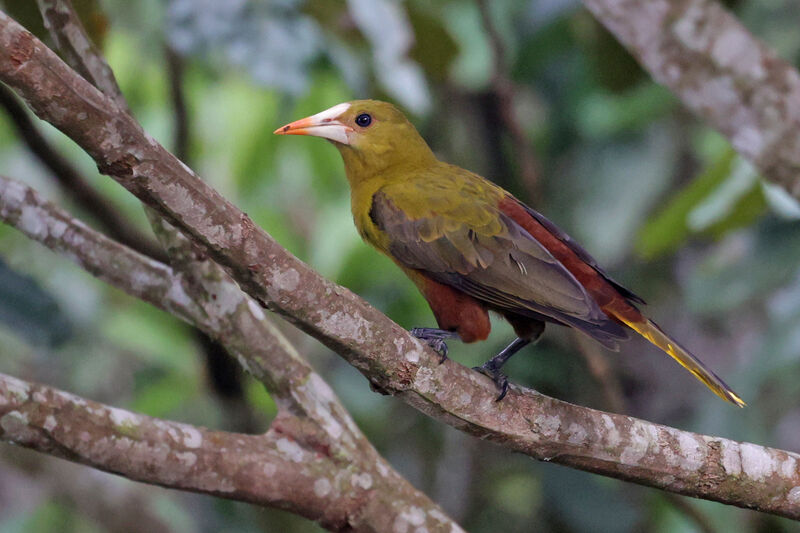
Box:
<box><xmin>518</xmin><ymin>203</ymin><xmax>645</xmax><ymax>304</ymax></box>
<box><xmin>370</xmin><ymin>181</ymin><xmax>629</xmax><ymax>348</ymax></box>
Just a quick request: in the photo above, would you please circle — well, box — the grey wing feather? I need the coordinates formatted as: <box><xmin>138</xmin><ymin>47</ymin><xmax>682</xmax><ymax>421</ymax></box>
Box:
<box><xmin>518</xmin><ymin>203</ymin><xmax>645</xmax><ymax>305</ymax></box>
<box><xmin>371</xmin><ymin>192</ymin><xmax>629</xmax><ymax>348</ymax></box>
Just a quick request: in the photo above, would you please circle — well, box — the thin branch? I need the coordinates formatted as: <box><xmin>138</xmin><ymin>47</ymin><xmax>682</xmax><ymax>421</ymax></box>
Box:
<box><xmin>3</xmin><ymin>9</ymin><xmax>800</xmax><ymax>519</ymax></box>
<box><xmin>0</xmin><ymin>175</ymin><xmax>198</xmax><ymax>323</ymax></box>
<box><xmin>165</xmin><ymin>45</ymin><xmax>189</xmax><ymax>163</ymax></box>
<box><xmin>0</xmin><ymin>83</ymin><xmax>165</xmax><ymax>261</ymax></box>
<box><xmin>476</xmin><ymin>0</ymin><xmax>540</xmax><ymax>199</ymax></box>
<box><xmin>0</xmin><ymin>174</ymin><xmax>461</xmax><ymax>532</ymax></box>
<box><xmin>581</xmin><ymin>0</ymin><xmax>800</xmax><ymax>198</ymax></box>
<box><xmin>35</xmin><ymin>0</ymin><xmax>128</xmax><ymax>111</ymax></box>
<box><xmin>160</xmin><ymin>40</ymin><xmax>249</xmax><ymax>422</ymax></box>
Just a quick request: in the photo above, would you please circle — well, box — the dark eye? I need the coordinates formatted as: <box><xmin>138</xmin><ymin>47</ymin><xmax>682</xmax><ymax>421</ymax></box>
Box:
<box><xmin>355</xmin><ymin>113</ymin><xmax>372</xmax><ymax>127</ymax></box>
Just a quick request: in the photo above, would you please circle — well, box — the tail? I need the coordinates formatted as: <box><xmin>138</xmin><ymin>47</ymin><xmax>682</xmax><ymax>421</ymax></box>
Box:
<box><xmin>612</xmin><ymin>313</ymin><xmax>746</xmax><ymax>407</ymax></box>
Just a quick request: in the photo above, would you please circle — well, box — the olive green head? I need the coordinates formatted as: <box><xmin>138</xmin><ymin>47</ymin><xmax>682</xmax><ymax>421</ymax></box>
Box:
<box><xmin>275</xmin><ymin>99</ymin><xmax>436</xmax><ymax>182</ymax></box>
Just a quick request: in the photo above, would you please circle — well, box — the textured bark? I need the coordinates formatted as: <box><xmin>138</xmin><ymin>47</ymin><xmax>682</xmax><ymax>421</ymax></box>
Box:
<box><xmin>582</xmin><ymin>0</ymin><xmax>800</xmax><ymax>198</ymax></box>
<box><xmin>0</xmin><ymin>83</ymin><xmax>165</xmax><ymax>261</ymax></box>
<box><xmin>2</xmin><ymin>6</ymin><xmax>800</xmax><ymax>520</ymax></box>
<box><xmin>0</xmin><ymin>373</ymin><xmax>460</xmax><ymax>532</ymax></box>
<box><xmin>35</xmin><ymin>0</ymin><xmax>128</xmax><ymax>111</ymax></box>
<box><xmin>0</xmin><ymin>174</ymin><xmax>461</xmax><ymax>532</ymax></box>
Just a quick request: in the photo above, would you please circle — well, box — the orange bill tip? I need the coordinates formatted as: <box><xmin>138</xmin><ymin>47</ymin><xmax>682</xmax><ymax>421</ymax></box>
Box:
<box><xmin>273</xmin><ymin>117</ymin><xmax>313</xmax><ymax>136</ymax></box>
<box><xmin>273</xmin><ymin>102</ymin><xmax>353</xmax><ymax>144</ymax></box>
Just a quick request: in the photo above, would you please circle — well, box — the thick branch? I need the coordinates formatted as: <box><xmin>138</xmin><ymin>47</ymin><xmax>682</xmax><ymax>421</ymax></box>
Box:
<box><xmin>0</xmin><ymin>174</ymin><xmax>460</xmax><ymax>532</ymax></box>
<box><xmin>582</xmin><ymin>0</ymin><xmax>800</xmax><ymax>198</ymax></box>
<box><xmin>1</xmin><ymin>11</ymin><xmax>800</xmax><ymax>518</ymax></box>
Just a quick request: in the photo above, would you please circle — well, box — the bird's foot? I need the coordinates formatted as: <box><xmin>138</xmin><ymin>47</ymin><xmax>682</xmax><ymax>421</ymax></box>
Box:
<box><xmin>472</xmin><ymin>337</ymin><xmax>532</xmax><ymax>401</ymax></box>
<box><xmin>410</xmin><ymin>328</ymin><xmax>458</xmax><ymax>363</ymax></box>
<box><xmin>472</xmin><ymin>362</ymin><xmax>510</xmax><ymax>401</ymax></box>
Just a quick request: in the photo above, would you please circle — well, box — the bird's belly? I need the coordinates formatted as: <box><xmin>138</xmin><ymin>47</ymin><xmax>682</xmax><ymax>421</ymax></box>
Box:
<box><xmin>405</xmin><ymin>268</ymin><xmax>491</xmax><ymax>343</ymax></box>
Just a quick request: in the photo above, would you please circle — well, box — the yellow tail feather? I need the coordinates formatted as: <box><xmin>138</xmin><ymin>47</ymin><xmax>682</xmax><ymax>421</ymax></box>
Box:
<box><xmin>616</xmin><ymin>316</ymin><xmax>745</xmax><ymax>407</ymax></box>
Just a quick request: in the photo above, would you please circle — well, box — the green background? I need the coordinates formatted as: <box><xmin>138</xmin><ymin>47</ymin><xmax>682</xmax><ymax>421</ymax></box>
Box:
<box><xmin>1</xmin><ymin>0</ymin><xmax>800</xmax><ymax>531</ymax></box>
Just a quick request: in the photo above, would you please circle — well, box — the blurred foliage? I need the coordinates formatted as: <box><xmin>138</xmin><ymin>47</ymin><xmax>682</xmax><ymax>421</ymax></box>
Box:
<box><xmin>1</xmin><ymin>1</ymin><xmax>800</xmax><ymax>532</ymax></box>
<box><xmin>0</xmin><ymin>258</ymin><xmax>71</xmax><ymax>348</ymax></box>
<box><xmin>637</xmin><ymin>149</ymin><xmax>766</xmax><ymax>260</ymax></box>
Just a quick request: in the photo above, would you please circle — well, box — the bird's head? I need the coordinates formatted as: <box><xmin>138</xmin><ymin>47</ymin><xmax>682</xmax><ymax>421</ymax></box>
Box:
<box><xmin>274</xmin><ymin>100</ymin><xmax>435</xmax><ymax>182</ymax></box>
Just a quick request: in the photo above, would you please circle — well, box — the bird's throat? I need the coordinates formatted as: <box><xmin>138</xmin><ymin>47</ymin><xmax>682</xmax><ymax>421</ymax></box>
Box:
<box><xmin>335</xmin><ymin>137</ymin><xmax>436</xmax><ymax>188</ymax></box>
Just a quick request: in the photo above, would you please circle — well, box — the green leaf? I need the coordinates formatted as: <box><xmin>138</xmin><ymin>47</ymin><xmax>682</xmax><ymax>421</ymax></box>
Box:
<box><xmin>705</xmin><ymin>184</ymin><xmax>766</xmax><ymax>238</ymax></box>
<box><xmin>101</xmin><ymin>300</ymin><xmax>195</xmax><ymax>373</ymax></box>
<box><xmin>575</xmin><ymin>83</ymin><xmax>676</xmax><ymax>139</ymax></box>
<box><xmin>637</xmin><ymin>150</ymin><xmax>735</xmax><ymax>259</ymax></box>
<box><xmin>636</xmin><ymin>149</ymin><xmax>765</xmax><ymax>259</ymax></box>
<box><xmin>578</xmin><ymin>15</ymin><xmax>647</xmax><ymax>93</ymax></box>
<box><xmin>132</xmin><ymin>370</ymin><xmax>197</xmax><ymax>418</ymax></box>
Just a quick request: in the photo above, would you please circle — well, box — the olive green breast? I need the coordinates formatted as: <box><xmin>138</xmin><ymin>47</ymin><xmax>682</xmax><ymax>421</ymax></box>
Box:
<box><xmin>347</xmin><ymin>161</ymin><xmax>509</xmax><ymax>255</ymax></box>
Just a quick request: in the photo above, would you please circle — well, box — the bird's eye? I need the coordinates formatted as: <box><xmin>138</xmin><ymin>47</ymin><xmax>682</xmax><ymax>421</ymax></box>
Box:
<box><xmin>355</xmin><ymin>113</ymin><xmax>372</xmax><ymax>128</ymax></box>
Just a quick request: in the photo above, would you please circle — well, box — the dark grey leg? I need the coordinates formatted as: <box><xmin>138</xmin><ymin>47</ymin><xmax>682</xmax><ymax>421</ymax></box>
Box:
<box><xmin>473</xmin><ymin>338</ymin><xmax>530</xmax><ymax>401</ymax></box>
<box><xmin>410</xmin><ymin>328</ymin><xmax>459</xmax><ymax>363</ymax></box>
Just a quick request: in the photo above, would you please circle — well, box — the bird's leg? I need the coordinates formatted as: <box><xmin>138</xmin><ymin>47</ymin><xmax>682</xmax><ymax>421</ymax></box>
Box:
<box><xmin>410</xmin><ymin>328</ymin><xmax>459</xmax><ymax>363</ymax></box>
<box><xmin>474</xmin><ymin>337</ymin><xmax>531</xmax><ymax>401</ymax></box>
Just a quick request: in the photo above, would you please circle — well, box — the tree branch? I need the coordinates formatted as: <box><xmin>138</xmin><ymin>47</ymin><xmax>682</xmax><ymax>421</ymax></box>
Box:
<box><xmin>35</xmin><ymin>0</ymin><xmax>128</xmax><ymax>111</ymax></box>
<box><xmin>27</xmin><ymin>6</ymin><xmax>457</xmax><ymax>527</ymax></box>
<box><xmin>165</xmin><ymin>45</ymin><xmax>190</xmax><ymax>163</ymax></box>
<box><xmin>0</xmin><ymin>175</ymin><xmax>188</xmax><ymax>318</ymax></box>
<box><xmin>582</xmin><ymin>0</ymin><xmax>800</xmax><ymax>198</ymax></box>
<box><xmin>0</xmin><ymin>83</ymin><xmax>165</xmax><ymax>261</ymax></box>
<box><xmin>0</xmin><ymin>174</ymin><xmax>463</xmax><ymax>532</ymax></box>
<box><xmin>2</xmin><ymin>9</ymin><xmax>800</xmax><ymax>519</ymax></box>
<box><xmin>0</xmin><ymin>372</ymin><xmax>441</xmax><ymax>531</ymax></box>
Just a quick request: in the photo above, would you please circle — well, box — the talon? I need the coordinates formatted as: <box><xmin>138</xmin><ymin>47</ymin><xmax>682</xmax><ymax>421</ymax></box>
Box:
<box><xmin>410</xmin><ymin>327</ymin><xmax>456</xmax><ymax>363</ymax></box>
<box><xmin>495</xmin><ymin>377</ymin><xmax>509</xmax><ymax>401</ymax></box>
<box><xmin>422</xmin><ymin>337</ymin><xmax>448</xmax><ymax>362</ymax></box>
<box><xmin>433</xmin><ymin>339</ymin><xmax>448</xmax><ymax>363</ymax></box>
<box><xmin>473</xmin><ymin>364</ymin><xmax>510</xmax><ymax>401</ymax></box>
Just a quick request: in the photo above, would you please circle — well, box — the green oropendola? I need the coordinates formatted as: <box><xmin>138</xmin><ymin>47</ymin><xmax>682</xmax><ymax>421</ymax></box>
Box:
<box><xmin>275</xmin><ymin>100</ymin><xmax>745</xmax><ymax>406</ymax></box>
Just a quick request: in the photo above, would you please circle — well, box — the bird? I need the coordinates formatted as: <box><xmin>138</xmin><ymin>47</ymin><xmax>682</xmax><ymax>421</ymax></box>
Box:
<box><xmin>274</xmin><ymin>99</ymin><xmax>745</xmax><ymax>407</ymax></box>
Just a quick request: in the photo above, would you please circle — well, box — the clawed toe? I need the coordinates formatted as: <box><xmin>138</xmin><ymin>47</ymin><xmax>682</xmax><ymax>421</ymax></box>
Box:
<box><xmin>410</xmin><ymin>328</ymin><xmax>456</xmax><ymax>363</ymax></box>
<box><xmin>472</xmin><ymin>364</ymin><xmax>510</xmax><ymax>401</ymax></box>
<box><xmin>471</xmin><ymin>337</ymin><xmax>532</xmax><ymax>401</ymax></box>
<box><xmin>416</xmin><ymin>337</ymin><xmax>448</xmax><ymax>363</ymax></box>
<box><xmin>429</xmin><ymin>339</ymin><xmax>449</xmax><ymax>363</ymax></box>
